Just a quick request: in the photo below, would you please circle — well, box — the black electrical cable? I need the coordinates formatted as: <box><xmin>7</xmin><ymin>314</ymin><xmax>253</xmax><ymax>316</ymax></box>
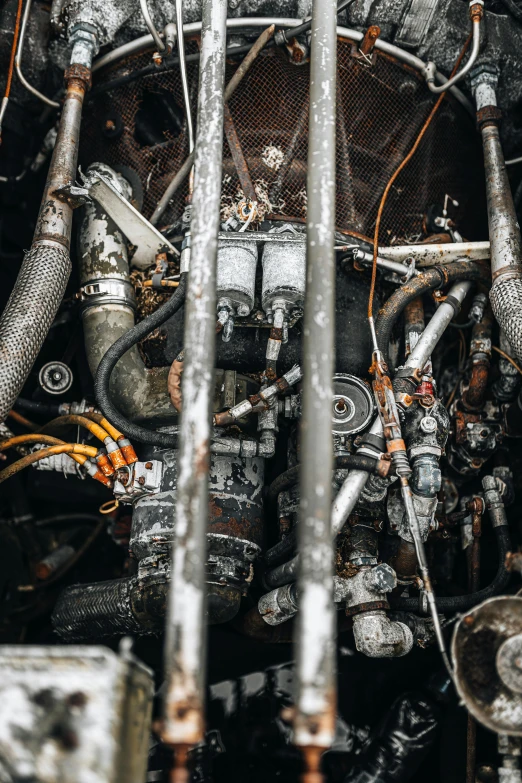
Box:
<box><xmin>94</xmin><ymin>273</ymin><xmax>187</xmax><ymax>447</ymax></box>
<box><xmin>395</xmin><ymin>525</ymin><xmax>511</xmax><ymax>613</ymax></box>
<box><xmin>375</xmin><ymin>260</ymin><xmax>486</xmax><ymax>370</ymax></box>
<box><xmin>91</xmin><ymin>0</ymin><xmax>357</xmax><ymax>98</ymax></box>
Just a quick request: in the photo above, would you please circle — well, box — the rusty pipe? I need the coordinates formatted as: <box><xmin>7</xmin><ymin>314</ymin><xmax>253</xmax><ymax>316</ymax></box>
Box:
<box><xmin>462</xmin><ymin>310</ymin><xmax>493</xmax><ymax>411</ymax></box>
<box><xmin>0</xmin><ymin>30</ymin><xmax>96</xmax><ymax>424</ymax></box>
<box><xmin>294</xmin><ymin>0</ymin><xmax>337</xmax><ymax>764</ymax></box>
<box><xmin>162</xmin><ymin>0</ymin><xmax>227</xmax><ymax>758</ymax></box>
<box><xmin>471</xmin><ymin>72</ymin><xmax>522</xmax><ymax>364</ymax></box>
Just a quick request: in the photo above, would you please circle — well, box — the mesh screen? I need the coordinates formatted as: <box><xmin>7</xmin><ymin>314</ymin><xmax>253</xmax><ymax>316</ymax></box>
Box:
<box><xmin>82</xmin><ymin>38</ymin><xmax>487</xmax><ymax>242</ymax></box>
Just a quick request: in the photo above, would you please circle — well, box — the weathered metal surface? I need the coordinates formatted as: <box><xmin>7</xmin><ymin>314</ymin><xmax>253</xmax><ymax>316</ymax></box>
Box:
<box><xmin>162</xmin><ymin>0</ymin><xmax>228</xmax><ymax>750</ymax></box>
<box><xmin>294</xmin><ymin>0</ymin><xmax>337</xmax><ymax>756</ymax></box>
<box><xmin>452</xmin><ymin>597</ymin><xmax>522</xmax><ymax>736</ymax></box>
<box><xmin>0</xmin><ymin>645</ymin><xmax>153</xmax><ymax>783</ymax></box>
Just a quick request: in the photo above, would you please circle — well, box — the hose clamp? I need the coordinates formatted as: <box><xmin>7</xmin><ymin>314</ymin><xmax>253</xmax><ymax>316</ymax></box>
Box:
<box><xmin>79</xmin><ymin>278</ymin><xmax>136</xmax><ymax>311</ymax></box>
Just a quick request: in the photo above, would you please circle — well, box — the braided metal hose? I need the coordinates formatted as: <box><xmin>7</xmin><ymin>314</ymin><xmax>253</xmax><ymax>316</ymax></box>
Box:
<box><xmin>0</xmin><ymin>30</ymin><xmax>95</xmax><ymax>423</ymax></box>
<box><xmin>53</xmin><ymin>577</ymin><xmax>142</xmax><ymax>640</ymax></box>
<box><xmin>490</xmin><ymin>278</ymin><xmax>522</xmax><ymax>362</ymax></box>
<box><xmin>0</xmin><ymin>245</ymin><xmax>71</xmax><ymax>422</ymax></box>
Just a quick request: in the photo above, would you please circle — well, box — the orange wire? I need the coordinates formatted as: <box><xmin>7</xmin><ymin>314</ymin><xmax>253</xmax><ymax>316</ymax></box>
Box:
<box><xmin>3</xmin><ymin>0</ymin><xmax>24</xmax><ymax>113</ymax></box>
<box><xmin>367</xmin><ymin>32</ymin><xmax>473</xmax><ymax>320</ymax></box>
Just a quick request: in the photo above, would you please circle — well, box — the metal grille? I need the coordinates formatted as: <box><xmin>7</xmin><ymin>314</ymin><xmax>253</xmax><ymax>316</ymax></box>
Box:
<box><xmin>82</xmin><ymin>38</ymin><xmax>486</xmax><ymax>242</ymax></box>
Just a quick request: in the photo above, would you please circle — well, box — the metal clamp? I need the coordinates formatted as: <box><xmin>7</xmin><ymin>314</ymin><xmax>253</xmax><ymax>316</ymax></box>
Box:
<box><xmin>79</xmin><ymin>278</ymin><xmax>136</xmax><ymax>311</ymax></box>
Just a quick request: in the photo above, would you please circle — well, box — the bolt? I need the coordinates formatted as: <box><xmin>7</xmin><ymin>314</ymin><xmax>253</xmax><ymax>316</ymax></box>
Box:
<box><xmin>145</xmin><ymin>462</ymin><xmax>153</xmax><ymax>470</ymax></box>
<box><xmin>104</xmin><ymin>119</ymin><xmax>116</xmax><ymax>132</ymax></box>
<box><xmin>138</xmin><ymin>476</ymin><xmax>146</xmax><ymax>486</ymax></box>
<box><xmin>463</xmin><ymin>614</ymin><xmax>475</xmax><ymax>627</ymax></box>
<box><xmin>420</xmin><ymin>416</ymin><xmax>437</xmax><ymax>434</ymax></box>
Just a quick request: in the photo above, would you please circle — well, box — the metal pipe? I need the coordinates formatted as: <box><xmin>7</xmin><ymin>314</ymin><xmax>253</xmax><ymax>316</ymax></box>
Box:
<box><xmin>351</xmin><ymin>248</ymin><xmax>418</xmax><ymax>279</ymax></box>
<box><xmin>162</xmin><ymin>0</ymin><xmax>227</xmax><ymax>764</ymax></box>
<box><xmin>15</xmin><ymin>0</ymin><xmax>61</xmax><ymax>108</ymax></box>
<box><xmin>424</xmin><ymin>3</ymin><xmax>483</xmax><ymax>95</ymax></box>
<box><xmin>331</xmin><ymin>417</ymin><xmax>384</xmax><ymax>535</ymax></box>
<box><xmin>402</xmin><ymin>281</ymin><xmax>473</xmax><ymax>377</ymax></box>
<box><xmin>91</xmin><ymin>20</ymin><xmax>473</xmax><ymax>114</ymax></box>
<box><xmin>139</xmin><ymin>0</ymin><xmax>166</xmax><ymax>53</ymax></box>
<box><xmin>294</xmin><ymin>0</ymin><xmax>337</xmax><ymax>771</ymax></box>
<box><xmin>0</xmin><ymin>30</ymin><xmax>96</xmax><ymax>424</ymax></box>
<box><xmin>377</xmin><ymin>241</ymin><xmax>490</xmax><ymax>266</ymax></box>
<box><xmin>471</xmin><ymin>75</ymin><xmax>522</xmax><ymax>363</ymax></box>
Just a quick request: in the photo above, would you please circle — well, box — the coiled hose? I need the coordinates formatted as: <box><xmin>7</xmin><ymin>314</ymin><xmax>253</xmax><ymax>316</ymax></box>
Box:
<box><xmin>395</xmin><ymin>525</ymin><xmax>511</xmax><ymax>613</ymax></box>
<box><xmin>0</xmin><ymin>245</ymin><xmax>71</xmax><ymax>423</ymax></box>
<box><xmin>94</xmin><ymin>273</ymin><xmax>187</xmax><ymax>447</ymax></box>
<box><xmin>375</xmin><ymin>260</ymin><xmax>486</xmax><ymax>370</ymax></box>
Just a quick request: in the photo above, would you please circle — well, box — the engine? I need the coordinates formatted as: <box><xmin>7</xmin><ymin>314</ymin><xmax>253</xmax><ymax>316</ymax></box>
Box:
<box><xmin>1</xmin><ymin>0</ymin><xmax>522</xmax><ymax>780</ymax></box>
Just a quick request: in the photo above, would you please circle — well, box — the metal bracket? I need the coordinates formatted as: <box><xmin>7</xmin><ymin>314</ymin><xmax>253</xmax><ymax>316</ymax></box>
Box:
<box><xmin>54</xmin><ymin>182</ymin><xmax>91</xmax><ymax>209</ymax></box>
<box><xmin>80</xmin><ymin>170</ymin><xmax>179</xmax><ymax>268</ymax></box>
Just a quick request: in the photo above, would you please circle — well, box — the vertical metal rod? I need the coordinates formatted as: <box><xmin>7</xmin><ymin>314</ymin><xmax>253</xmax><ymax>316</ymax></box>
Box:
<box><xmin>162</xmin><ymin>0</ymin><xmax>227</xmax><ymax>765</ymax></box>
<box><xmin>294</xmin><ymin>0</ymin><xmax>337</xmax><ymax>778</ymax></box>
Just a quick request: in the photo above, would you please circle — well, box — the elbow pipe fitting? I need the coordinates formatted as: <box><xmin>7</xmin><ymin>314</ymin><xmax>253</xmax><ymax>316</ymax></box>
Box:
<box><xmin>79</xmin><ymin>163</ymin><xmax>175</xmax><ymax>423</ymax></box>
<box><xmin>352</xmin><ymin>612</ymin><xmax>413</xmax><ymax>658</ymax></box>
<box><xmin>424</xmin><ymin>3</ymin><xmax>483</xmax><ymax>95</ymax></box>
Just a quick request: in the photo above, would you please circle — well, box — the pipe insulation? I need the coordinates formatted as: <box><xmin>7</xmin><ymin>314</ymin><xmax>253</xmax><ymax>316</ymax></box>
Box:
<box><xmin>0</xmin><ymin>32</ymin><xmax>96</xmax><ymax>423</ymax></box>
<box><xmin>162</xmin><ymin>0</ymin><xmax>228</xmax><ymax>751</ymax></box>
<box><xmin>294</xmin><ymin>0</ymin><xmax>337</xmax><ymax>759</ymax></box>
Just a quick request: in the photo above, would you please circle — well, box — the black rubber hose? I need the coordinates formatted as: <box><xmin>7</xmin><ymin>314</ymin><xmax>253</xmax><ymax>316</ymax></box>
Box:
<box><xmin>375</xmin><ymin>260</ymin><xmax>486</xmax><ymax>370</ymax></box>
<box><xmin>14</xmin><ymin>398</ymin><xmax>61</xmax><ymax>417</ymax></box>
<box><xmin>395</xmin><ymin>526</ymin><xmax>511</xmax><ymax>613</ymax></box>
<box><xmin>94</xmin><ymin>273</ymin><xmax>187</xmax><ymax>447</ymax></box>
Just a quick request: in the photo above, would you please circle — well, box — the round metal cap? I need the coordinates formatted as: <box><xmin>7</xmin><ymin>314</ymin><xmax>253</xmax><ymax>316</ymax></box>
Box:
<box><xmin>331</xmin><ymin>374</ymin><xmax>374</xmax><ymax>436</ymax></box>
<box><xmin>38</xmin><ymin>362</ymin><xmax>73</xmax><ymax>396</ymax></box>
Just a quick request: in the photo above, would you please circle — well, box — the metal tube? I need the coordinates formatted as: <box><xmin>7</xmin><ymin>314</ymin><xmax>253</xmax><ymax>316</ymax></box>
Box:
<box><xmin>15</xmin><ymin>0</ymin><xmax>60</xmax><ymax>108</ymax></box>
<box><xmin>91</xmin><ymin>20</ymin><xmax>473</xmax><ymax>113</ymax></box>
<box><xmin>139</xmin><ymin>0</ymin><xmax>166</xmax><ymax>53</ymax></box>
<box><xmin>377</xmin><ymin>241</ymin><xmax>490</xmax><ymax>266</ymax></box>
<box><xmin>403</xmin><ymin>281</ymin><xmax>473</xmax><ymax>375</ymax></box>
<box><xmin>176</xmin><ymin>0</ymin><xmax>194</xmax><ymax>154</ymax></box>
<box><xmin>294</xmin><ymin>0</ymin><xmax>337</xmax><ymax>768</ymax></box>
<box><xmin>482</xmin><ymin>124</ymin><xmax>522</xmax><ymax>282</ymax></box>
<box><xmin>162</xmin><ymin>0</ymin><xmax>227</xmax><ymax>759</ymax></box>
<box><xmin>424</xmin><ymin>16</ymin><xmax>481</xmax><ymax>94</ymax></box>
<box><xmin>331</xmin><ymin>417</ymin><xmax>384</xmax><ymax>535</ymax></box>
